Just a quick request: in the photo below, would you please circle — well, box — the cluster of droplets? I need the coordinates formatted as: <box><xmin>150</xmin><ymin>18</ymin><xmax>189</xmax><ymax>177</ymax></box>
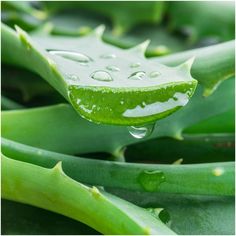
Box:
<box><xmin>48</xmin><ymin>50</ymin><xmax>161</xmax><ymax>83</ymax></box>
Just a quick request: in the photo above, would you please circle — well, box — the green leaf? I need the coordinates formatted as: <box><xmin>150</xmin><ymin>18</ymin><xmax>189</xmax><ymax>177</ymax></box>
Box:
<box><xmin>109</xmin><ymin>189</ymin><xmax>235</xmax><ymax>235</ymax></box>
<box><xmin>168</xmin><ymin>1</ymin><xmax>235</xmax><ymax>43</ymax></box>
<box><xmin>126</xmin><ymin>133</ymin><xmax>235</xmax><ymax>164</ymax></box>
<box><xmin>2</xmin><ymin>199</ymin><xmax>100</xmax><ymax>235</ymax></box>
<box><xmin>43</xmin><ymin>1</ymin><xmax>166</xmax><ymax>35</ymax></box>
<box><xmin>2</xmin><ymin>154</ymin><xmax>175</xmax><ymax>235</ymax></box>
<box><xmin>2</xmin><ymin>138</ymin><xmax>234</xmax><ymax>196</ymax></box>
<box><xmin>2</xmin><ymin>23</ymin><xmax>197</xmax><ymax>125</ymax></box>
<box><xmin>2</xmin><ymin>78</ymin><xmax>234</xmax><ymax>155</ymax></box>
<box><xmin>155</xmin><ymin>40</ymin><xmax>235</xmax><ymax>96</ymax></box>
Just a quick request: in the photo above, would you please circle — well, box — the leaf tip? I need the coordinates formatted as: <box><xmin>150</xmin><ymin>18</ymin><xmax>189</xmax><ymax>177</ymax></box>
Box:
<box><xmin>89</xmin><ymin>186</ymin><xmax>102</xmax><ymax>198</ymax></box>
<box><xmin>143</xmin><ymin>226</ymin><xmax>151</xmax><ymax>235</ymax></box>
<box><xmin>15</xmin><ymin>25</ymin><xmax>31</xmax><ymax>50</ymax></box>
<box><xmin>52</xmin><ymin>161</ymin><xmax>64</xmax><ymax>174</ymax></box>
<box><xmin>129</xmin><ymin>39</ymin><xmax>150</xmax><ymax>57</ymax></box>
<box><xmin>94</xmin><ymin>24</ymin><xmax>106</xmax><ymax>38</ymax></box>
<box><xmin>179</xmin><ymin>56</ymin><xmax>195</xmax><ymax>72</ymax></box>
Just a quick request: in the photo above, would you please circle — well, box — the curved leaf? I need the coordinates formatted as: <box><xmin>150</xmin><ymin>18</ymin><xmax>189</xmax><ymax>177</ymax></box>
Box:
<box><xmin>2</xmin><ymin>154</ymin><xmax>175</xmax><ymax>235</ymax></box>
<box><xmin>2</xmin><ymin>23</ymin><xmax>197</xmax><ymax>125</ymax></box>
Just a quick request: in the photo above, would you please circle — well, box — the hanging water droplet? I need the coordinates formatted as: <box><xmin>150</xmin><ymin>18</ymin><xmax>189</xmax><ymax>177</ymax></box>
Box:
<box><xmin>130</xmin><ymin>62</ymin><xmax>141</xmax><ymax>68</ymax></box>
<box><xmin>128</xmin><ymin>123</ymin><xmax>155</xmax><ymax>139</ymax></box>
<box><xmin>48</xmin><ymin>50</ymin><xmax>92</xmax><ymax>65</ymax></box>
<box><xmin>100</xmin><ymin>53</ymin><xmax>116</xmax><ymax>59</ymax></box>
<box><xmin>128</xmin><ymin>71</ymin><xmax>146</xmax><ymax>80</ymax></box>
<box><xmin>106</xmin><ymin>65</ymin><xmax>120</xmax><ymax>72</ymax></box>
<box><xmin>138</xmin><ymin>170</ymin><xmax>166</xmax><ymax>192</ymax></box>
<box><xmin>150</xmin><ymin>71</ymin><xmax>161</xmax><ymax>78</ymax></box>
<box><xmin>90</xmin><ymin>70</ymin><xmax>113</xmax><ymax>82</ymax></box>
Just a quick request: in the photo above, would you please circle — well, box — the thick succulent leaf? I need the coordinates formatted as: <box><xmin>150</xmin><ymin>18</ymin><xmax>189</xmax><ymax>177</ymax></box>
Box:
<box><xmin>126</xmin><ymin>133</ymin><xmax>235</xmax><ymax>164</ymax></box>
<box><xmin>168</xmin><ymin>1</ymin><xmax>235</xmax><ymax>43</ymax></box>
<box><xmin>2</xmin><ymin>154</ymin><xmax>175</xmax><ymax>235</ymax></box>
<box><xmin>2</xmin><ymin>199</ymin><xmax>100</xmax><ymax>235</ymax></box>
<box><xmin>154</xmin><ymin>41</ymin><xmax>235</xmax><ymax>96</ymax></box>
<box><xmin>43</xmin><ymin>1</ymin><xmax>166</xmax><ymax>35</ymax></box>
<box><xmin>2</xmin><ymin>23</ymin><xmax>197</xmax><ymax>125</ymax></box>
<box><xmin>109</xmin><ymin>189</ymin><xmax>235</xmax><ymax>235</ymax></box>
<box><xmin>1</xmin><ymin>3</ymin><xmax>189</xmax><ymax>56</ymax></box>
<box><xmin>184</xmin><ymin>109</ymin><xmax>235</xmax><ymax>134</ymax></box>
<box><xmin>2</xmin><ymin>78</ymin><xmax>234</xmax><ymax>155</ymax></box>
<box><xmin>2</xmin><ymin>138</ymin><xmax>234</xmax><ymax>196</ymax></box>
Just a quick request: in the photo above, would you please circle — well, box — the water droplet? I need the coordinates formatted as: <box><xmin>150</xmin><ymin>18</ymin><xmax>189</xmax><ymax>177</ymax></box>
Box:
<box><xmin>106</xmin><ymin>65</ymin><xmax>120</xmax><ymax>72</ymax></box>
<box><xmin>100</xmin><ymin>53</ymin><xmax>116</xmax><ymax>59</ymax></box>
<box><xmin>128</xmin><ymin>123</ymin><xmax>155</xmax><ymax>139</ymax></box>
<box><xmin>90</xmin><ymin>70</ymin><xmax>113</xmax><ymax>82</ymax></box>
<box><xmin>150</xmin><ymin>71</ymin><xmax>161</xmax><ymax>78</ymax></box>
<box><xmin>128</xmin><ymin>71</ymin><xmax>146</xmax><ymax>80</ymax></box>
<box><xmin>138</xmin><ymin>170</ymin><xmax>166</xmax><ymax>192</ymax></box>
<box><xmin>48</xmin><ymin>50</ymin><xmax>92</xmax><ymax>65</ymax></box>
<box><xmin>130</xmin><ymin>62</ymin><xmax>141</xmax><ymax>68</ymax></box>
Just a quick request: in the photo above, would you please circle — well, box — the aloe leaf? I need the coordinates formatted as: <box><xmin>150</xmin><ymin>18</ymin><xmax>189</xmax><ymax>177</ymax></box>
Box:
<box><xmin>43</xmin><ymin>1</ymin><xmax>166</xmax><ymax>35</ymax></box>
<box><xmin>2</xmin><ymin>23</ymin><xmax>197</xmax><ymax>125</ymax></box>
<box><xmin>110</xmin><ymin>189</ymin><xmax>235</xmax><ymax>235</ymax></box>
<box><xmin>126</xmin><ymin>133</ymin><xmax>235</xmax><ymax>164</ymax></box>
<box><xmin>184</xmin><ymin>109</ymin><xmax>235</xmax><ymax>134</ymax></box>
<box><xmin>2</xmin><ymin>78</ymin><xmax>233</xmax><ymax>154</ymax></box>
<box><xmin>2</xmin><ymin>138</ymin><xmax>234</xmax><ymax>196</ymax></box>
<box><xmin>154</xmin><ymin>41</ymin><xmax>235</xmax><ymax>96</ymax></box>
<box><xmin>2</xmin><ymin>199</ymin><xmax>100</xmax><ymax>235</ymax></box>
<box><xmin>167</xmin><ymin>1</ymin><xmax>235</xmax><ymax>43</ymax></box>
<box><xmin>2</xmin><ymin>154</ymin><xmax>175</xmax><ymax>235</ymax></box>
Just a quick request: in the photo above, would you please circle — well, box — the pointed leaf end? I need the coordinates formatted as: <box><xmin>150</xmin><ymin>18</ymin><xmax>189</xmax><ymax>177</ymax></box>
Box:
<box><xmin>52</xmin><ymin>161</ymin><xmax>64</xmax><ymax>174</ymax></box>
<box><xmin>94</xmin><ymin>24</ymin><xmax>106</xmax><ymax>38</ymax></box>
<box><xmin>15</xmin><ymin>25</ymin><xmax>31</xmax><ymax>50</ymax></box>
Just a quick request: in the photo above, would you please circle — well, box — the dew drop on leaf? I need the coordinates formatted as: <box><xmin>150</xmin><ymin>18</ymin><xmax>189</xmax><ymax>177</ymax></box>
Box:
<box><xmin>90</xmin><ymin>70</ymin><xmax>113</xmax><ymax>82</ymax></box>
<box><xmin>130</xmin><ymin>62</ymin><xmax>141</xmax><ymax>68</ymax></box>
<box><xmin>138</xmin><ymin>170</ymin><xmax>166</xmax><ymax>192</ymax></box>
<box><xmin>48</xmin><ymin>50</ymin><xmax>92</xmax><ymax>65</ymax></box>
<box><xmin>100</xmin><ymin>53</ymin><xmax>116</xmax><ymax>59</ymax></box>
<box><xmin>150</xmin><ymin>71</ymin><xmax>161</xmax><ymax>78</ymax></box>
<box><xmin>128</xmin><ymin>71</ymin><xmax>146</xmax><ymax>80</ymax></box>
<box><xmin>106</xmin><ymin>65</ymin><xmax>120</xmax><ymax>72</ymax></box>
<box><xmin>128</xmin><ymin>123</ymin><xmax>155</xmax><ymax>139</ymax></box>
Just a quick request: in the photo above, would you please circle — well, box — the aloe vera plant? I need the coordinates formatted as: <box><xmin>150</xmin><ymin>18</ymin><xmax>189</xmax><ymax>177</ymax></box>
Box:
<box><xmin>1</xmin><ymin>1</ymin><xmax>235</xmax><ymax>235</ymax></box>
<box><xmin>2</xmin><ymin>23</ymin><xmax>197</xmax><ymax>125</ymax></box>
